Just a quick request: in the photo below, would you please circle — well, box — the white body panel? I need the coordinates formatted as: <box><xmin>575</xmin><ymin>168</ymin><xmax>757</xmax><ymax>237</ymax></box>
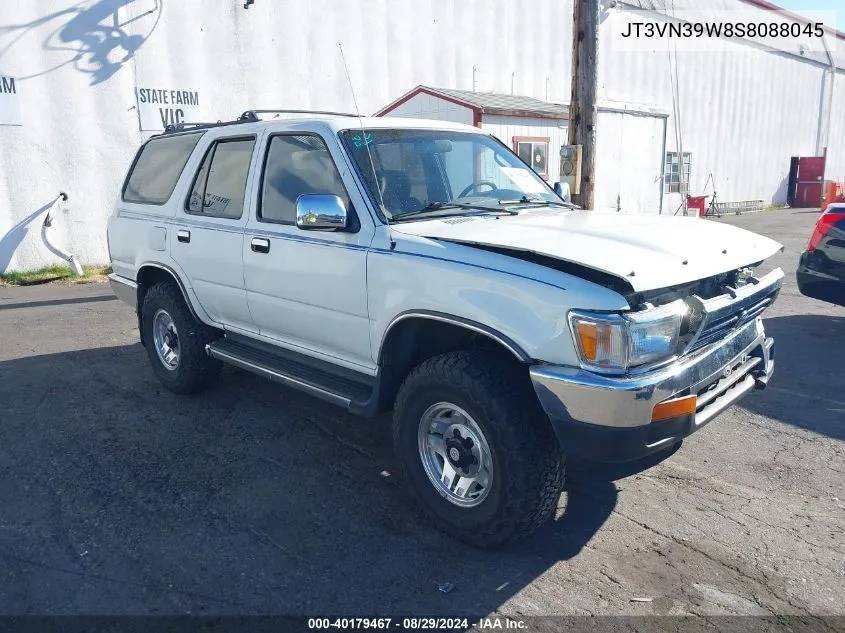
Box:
<box><xmin>168</xmin><ymin>133</ymin><xmax>262</xmax><ymax>333</ymax></box>
<box><xmin>389</xmin><ymin>207</ymin><xmax>783</xmax><ymax>292</ymax></box>
<box><xmin>241</xmin><ymin>122</ymin><xmax>377</xmax><ymax>372</ymax></box>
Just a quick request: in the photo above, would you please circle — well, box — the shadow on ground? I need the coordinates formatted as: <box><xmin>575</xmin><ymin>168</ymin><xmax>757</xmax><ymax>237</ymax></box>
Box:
<box><xmin>0</xmin><ymin>342</ymin><xmax>675</xmax><ymax>615</ymax></box>
<box><xmin>740</xmin><ymin>313</ymin><xmax>845</xmax><ymax>441</ymax></box>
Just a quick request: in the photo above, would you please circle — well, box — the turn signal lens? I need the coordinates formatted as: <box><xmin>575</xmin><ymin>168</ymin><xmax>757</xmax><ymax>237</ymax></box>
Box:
<box><xmin>576</xmin><ymin>321</ymin><xmax>598</xmax><ymax>360</ymax></box>
<box><xmin>571</xmin><ymin>317</ymin><xmax>628</xmax><ymax>370</ymax></box>
<box><xmin>651</xmin><ymin>395</ymin><xmax>697</xmax><ymax>422</ymax></box>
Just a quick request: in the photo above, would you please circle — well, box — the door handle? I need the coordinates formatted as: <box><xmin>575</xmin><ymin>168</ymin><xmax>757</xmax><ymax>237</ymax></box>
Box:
<box><xmin>177</xmin><ymin>229</ymin><xmax>191</xmax><ymax>243</ymax></box>
<box><xmin>251</xmin><ymin>237</ymin><xmax>270</xmax><ymax>253</ymax></box>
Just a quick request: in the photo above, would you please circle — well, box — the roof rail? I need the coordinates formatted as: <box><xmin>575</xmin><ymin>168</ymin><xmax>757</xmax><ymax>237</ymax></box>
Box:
<box><xmin>162</xmin><ymin>119</ymin><xmax>247</xmax><ymax>134</ymax></box>
<box><xmin>239</xmin><ymin>109</ymin><xmax>359</xmax><ymax>120</ymax></box>
<box><xmin>161</xmin><ymin>109</ymin><xmax>360</xmax><ymax>135</ymax></box>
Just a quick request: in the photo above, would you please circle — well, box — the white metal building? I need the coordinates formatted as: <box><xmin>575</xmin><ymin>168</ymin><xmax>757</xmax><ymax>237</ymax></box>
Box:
<box><xmin>0</xmin><ymin>0</ymin><xmax>843</xmax><ymax>272</ymax></box>
<box><xmin>375</xmin><ymin>87</ymin><xmax>570</xmax><ymax>183</ymax></box>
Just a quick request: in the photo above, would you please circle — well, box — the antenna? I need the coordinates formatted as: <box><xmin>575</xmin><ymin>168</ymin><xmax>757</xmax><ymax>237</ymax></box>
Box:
<box><xmin>338</xmin><ymin>43</ymin><xmax>386</xmax><ymax>213</ymax></box>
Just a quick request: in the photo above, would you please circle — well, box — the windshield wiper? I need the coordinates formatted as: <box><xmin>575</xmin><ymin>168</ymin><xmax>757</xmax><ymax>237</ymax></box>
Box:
<box><xmin>390</xmin><ymin>202</ymin><xmax>518</xmax><ymax>222</ymax></box>
<box><xmin>499</xmin><ymin>196</ymin><xmax>578</xmax><ymax>208</ymax></box>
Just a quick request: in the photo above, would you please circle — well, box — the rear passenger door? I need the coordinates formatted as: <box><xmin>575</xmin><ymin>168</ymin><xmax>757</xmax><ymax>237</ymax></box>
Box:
<box><xmin>243</xmin><ymin>132</ymin><xmax>375</xmax><ymax>372</ymax></box>
<box><xmin>171</xmin><ymin>134</ymin><xmax>260</xmax><ymax>334</ymax></box>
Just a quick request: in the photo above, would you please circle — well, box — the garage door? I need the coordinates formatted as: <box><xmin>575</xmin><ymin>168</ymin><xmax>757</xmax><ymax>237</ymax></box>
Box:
<box><xmin>594</xmin><ymin>110</ymin><xmax>666</xmax><ymax>214</ymax></box>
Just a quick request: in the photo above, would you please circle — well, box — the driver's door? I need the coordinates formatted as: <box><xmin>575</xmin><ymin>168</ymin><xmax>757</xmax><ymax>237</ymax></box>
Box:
<box><xmin>242</xmin><ymin>131</ymin><xmax>376</xmax><ymax>373</ymax></box>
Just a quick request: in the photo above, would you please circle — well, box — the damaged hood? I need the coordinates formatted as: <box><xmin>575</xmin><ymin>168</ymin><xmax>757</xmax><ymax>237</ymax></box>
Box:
<box><xmin>390</xmin><ymin>209</ymin><xmax>783</xmax><ymax>292</ymax></box>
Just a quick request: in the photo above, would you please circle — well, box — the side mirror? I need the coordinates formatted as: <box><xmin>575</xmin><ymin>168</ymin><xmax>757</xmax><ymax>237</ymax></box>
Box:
<box><xmin>295</xmin><ymin>194</ymin><xmax>348</xmax><ymax>231</ymax></box>
<box><xmin>553</xmin><ymin>181</ymin><xmax>571</xmax><ymax>202</ymax></box>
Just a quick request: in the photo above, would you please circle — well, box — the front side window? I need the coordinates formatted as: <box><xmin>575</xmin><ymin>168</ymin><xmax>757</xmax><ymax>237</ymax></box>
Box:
<box><xmin>259</xmin><ymin>134</ymin><xmax>350</xmax><ymax>224</ymax></box>
<box><xmin>187</xmin><ymin>137</ymin><xmax>255</xmax><ymax>219</ymax></box>
<box><xmin>123</xmin><ymin>132</ymin><xmax>202</xmax><ymax>205</ymax></box>
<box><xmin>340</xmin><ymin>129</ymin><xmax>560</xmax><ymax>221</ymax></box>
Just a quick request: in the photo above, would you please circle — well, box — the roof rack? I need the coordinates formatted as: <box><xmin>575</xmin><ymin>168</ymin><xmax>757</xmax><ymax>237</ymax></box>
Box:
<box><xmin>162</xmin><ymin>119</ymin><xmax>246</xmax><ymax>134</ymax></box>
<box><xmin>161</xmin><ymin>109</ymin><xmax>360</xmax><ymax>135</ymax></box>
<box><xmin>239</xmin><ymin>109</ymin><xmax>359</xmax><ymax>121</ymax></box>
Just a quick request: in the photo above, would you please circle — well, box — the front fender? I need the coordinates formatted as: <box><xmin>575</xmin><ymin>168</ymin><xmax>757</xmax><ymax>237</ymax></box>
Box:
<box><xmin>367</xmin><ymin>236</ymin><xmax>630</xmax><ymax>365</ymax></box>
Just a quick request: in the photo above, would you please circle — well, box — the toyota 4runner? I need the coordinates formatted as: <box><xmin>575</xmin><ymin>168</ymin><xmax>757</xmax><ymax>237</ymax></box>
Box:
<box><xmin>107</xmin><ymin>110</ymin><xmax>783</xmax><ymax>547</ymax></box>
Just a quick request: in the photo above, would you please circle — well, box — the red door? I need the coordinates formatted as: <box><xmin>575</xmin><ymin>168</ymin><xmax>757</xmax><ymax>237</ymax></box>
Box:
<box><xmin>795</xmin><ymin>156</ymin><xmax>826</xmax><ymax>208</ymax></box>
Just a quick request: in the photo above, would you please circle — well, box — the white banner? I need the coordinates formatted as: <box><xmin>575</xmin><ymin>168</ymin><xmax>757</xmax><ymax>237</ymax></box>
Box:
<box><xmin>0</xmin><ymin>75</ymin><xmax>22</xmax><ymax>126</ymax></box>
<box><xmin>136</xmin><ymin>87</ymin><xmax>202</xmax><ymax>132</ymax></box>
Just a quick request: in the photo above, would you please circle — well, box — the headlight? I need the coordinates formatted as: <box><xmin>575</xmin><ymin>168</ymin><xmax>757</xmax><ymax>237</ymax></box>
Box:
<box><xmin>570</xmin><ymin>300</ymin><xmax>687</xmax><ymax>373</ymax></box>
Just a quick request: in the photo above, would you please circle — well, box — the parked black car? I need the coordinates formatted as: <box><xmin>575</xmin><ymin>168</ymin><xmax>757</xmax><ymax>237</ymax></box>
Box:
<box><xmin>797</xmin><ymin>205</ymin><xmax>845</xmax><ymax>306</ymax></box>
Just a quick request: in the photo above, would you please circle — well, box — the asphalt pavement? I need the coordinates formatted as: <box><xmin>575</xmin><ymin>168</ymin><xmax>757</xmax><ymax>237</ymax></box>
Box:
<box><xmin>0</xmin><ymin>209</ymin><xmax>842</xmax><ymax>620</ymax></box>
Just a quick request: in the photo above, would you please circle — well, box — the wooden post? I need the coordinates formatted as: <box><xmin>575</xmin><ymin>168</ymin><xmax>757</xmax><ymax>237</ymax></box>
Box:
<box><xmin>568</xmin><ymin>0</ymin><xmax>600</xmax><ymax>209</ymax></box>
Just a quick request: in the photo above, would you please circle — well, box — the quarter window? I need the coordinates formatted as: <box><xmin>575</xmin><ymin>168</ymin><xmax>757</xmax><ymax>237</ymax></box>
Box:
<box><xmin>122</xmin><ymin>132</ymin><xmax>202</xmax><ymax>205</ymax></box>
<box><xmin>187</xmin><ymin>137</ymin><xmax>255</xmax><ymax>219</ymax></box>
<box><xmin>664</xmin><ymin>151</ymin><xmax>692</xmax><ymax>194</ymax></box>
<box><xmin>259</xmin><ymin>134</ymin><xmax>350</xmax><ymax>224</ymax></box>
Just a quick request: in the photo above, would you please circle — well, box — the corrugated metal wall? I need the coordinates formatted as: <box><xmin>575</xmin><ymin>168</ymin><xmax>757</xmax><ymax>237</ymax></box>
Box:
<box><xmin>600</xmin><ymin>4</ymin><xmax>845</xmax><ymax>213</ymax></box>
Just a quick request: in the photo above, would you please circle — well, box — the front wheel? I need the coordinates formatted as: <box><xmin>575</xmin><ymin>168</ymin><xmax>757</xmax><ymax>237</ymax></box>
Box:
<box><xmin>393</xmin><ymin>351</ymin><xmax>565</xmax><ymax>547</ymax></box>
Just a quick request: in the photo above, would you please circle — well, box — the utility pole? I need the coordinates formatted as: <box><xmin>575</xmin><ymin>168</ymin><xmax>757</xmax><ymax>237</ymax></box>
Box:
<box><xmin>568</xmin><ymin>0</ymin><xmax>600</xmax><ymax>209</ymax></box>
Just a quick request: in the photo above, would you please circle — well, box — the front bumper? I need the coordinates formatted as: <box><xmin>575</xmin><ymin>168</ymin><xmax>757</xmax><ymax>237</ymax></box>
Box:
<box><xmin>530</xmin><ymin>318</ymin><xmax>774</xmax><ymax>462</ymax></box>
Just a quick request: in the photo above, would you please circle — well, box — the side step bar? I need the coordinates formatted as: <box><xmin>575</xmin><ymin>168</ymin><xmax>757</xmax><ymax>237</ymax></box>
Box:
<box><xmin>206</xmin><ymin>338</ymin><xmax>375</xmax><ymax>411</ymax></box>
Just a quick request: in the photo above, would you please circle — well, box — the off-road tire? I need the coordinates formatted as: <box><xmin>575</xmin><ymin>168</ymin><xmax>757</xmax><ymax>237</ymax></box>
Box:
<box><xmin>393</xmin><ymin>350</ymin><xmax>565</xmax><ymax>548</ymax></box>
<box><xmin>141</xmin><ymin>281</ymin><xmax>222</xmax><ymax>394</ymax></box>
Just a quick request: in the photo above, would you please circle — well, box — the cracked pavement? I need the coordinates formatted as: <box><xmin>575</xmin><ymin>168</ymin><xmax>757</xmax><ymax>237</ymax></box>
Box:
<box><xmin>0</xmin><ymin>209</ymin><xmax>841</xmax><ymax>617</ymax></box>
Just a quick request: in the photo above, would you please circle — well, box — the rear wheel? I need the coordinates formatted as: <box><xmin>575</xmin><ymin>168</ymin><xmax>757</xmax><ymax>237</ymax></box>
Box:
<box><xmin>141</xmin><ymin>281</ymin><xmax>221</xmax><ymax>394</ymax></box>
<box><xmin>393</xmin><ymin>351</ymin><xmax>565</xmax><ymax>547</ymax></box>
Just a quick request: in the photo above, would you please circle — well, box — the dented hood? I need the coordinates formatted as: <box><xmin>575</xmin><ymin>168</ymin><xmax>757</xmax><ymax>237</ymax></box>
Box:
<box><xmin>390</xmin><ymin>209</ymin><xmax>783</xmax><ymax>292</ymax></box>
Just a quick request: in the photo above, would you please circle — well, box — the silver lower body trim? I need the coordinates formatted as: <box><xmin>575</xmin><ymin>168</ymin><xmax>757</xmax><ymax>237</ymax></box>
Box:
<box><xmin>205</xmin><ymin>344</ymin><xmax>352</xmax><ymax>409</ymax></box>
<box><xmin>108</xmin><ymin>273</ymin><xmax>137</xmax><ymax>309</ymax></box>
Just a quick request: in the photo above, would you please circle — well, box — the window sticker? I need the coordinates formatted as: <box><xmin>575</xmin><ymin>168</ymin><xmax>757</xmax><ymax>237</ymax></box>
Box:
<box><xmin>500</xmin><ymin>167</ymin><xmax>547</xmax><ymax>194</ymax></box>
<box><xmin>351</xmin><ymin>132</ymin><xmax>373</xmax><ymax>148</ymax></box>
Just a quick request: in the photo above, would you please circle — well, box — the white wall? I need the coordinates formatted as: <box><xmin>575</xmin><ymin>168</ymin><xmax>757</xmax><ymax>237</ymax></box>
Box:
<box><xmin>387</xmin><ymin>93</ymin><xmax>474</xmax><ymax>125</ymax></box>
<box><xmin>481</xmin><ymin>115</ymin><xmax>568</xmax><ymax>182</ymax></box>
<box><xmin>594</xmin><ymin>109</ymin><xmax>667</xmax><ymax>214</ymax></box>
<box><xmin>600</xmin><ymin>4</ymin><xmax>845</xmax><ymax>213</ymax></box>
<box><xmin>0</xmin><ymin>0</ymin><xmax>574</xmax><ymax>272</ymax></box>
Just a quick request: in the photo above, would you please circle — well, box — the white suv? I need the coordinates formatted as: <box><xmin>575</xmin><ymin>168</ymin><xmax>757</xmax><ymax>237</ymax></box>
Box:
<box><xmin>108</xmin><ymin>110</ymin><xmax>783</xmax><ymax>546</ymax></box>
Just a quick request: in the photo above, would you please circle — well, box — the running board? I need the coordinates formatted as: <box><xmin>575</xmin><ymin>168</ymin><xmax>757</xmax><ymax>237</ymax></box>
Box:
<box><xmin>206</xmin><ymin>338</ymin><xmax>375</xmax><ymax>411</ymax></box>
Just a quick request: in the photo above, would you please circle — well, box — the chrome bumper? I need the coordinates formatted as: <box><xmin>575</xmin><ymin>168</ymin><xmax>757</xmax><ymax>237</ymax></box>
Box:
<box><xmin>530</xmin><ymin>318</ymin><xmax>774</xmax><ymax>461</ymax></box>
<box><xmin>108</xmin><ymin>273</ymin><xmax>137</xmax><ymax>309</ymax></box>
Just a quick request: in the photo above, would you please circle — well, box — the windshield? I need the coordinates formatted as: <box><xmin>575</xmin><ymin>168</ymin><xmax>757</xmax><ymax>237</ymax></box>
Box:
<box><xmin>339</xmin><ymin>129</ymin><xmax>561</xmax><ymax>221</ymax></box>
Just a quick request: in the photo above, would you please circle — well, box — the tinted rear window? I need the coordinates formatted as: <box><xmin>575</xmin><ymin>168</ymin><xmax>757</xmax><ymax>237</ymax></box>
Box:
<box><xmin>122</xmin><ymin>133</ymin><xmax>202</xmax><ymax>204</ymax></box>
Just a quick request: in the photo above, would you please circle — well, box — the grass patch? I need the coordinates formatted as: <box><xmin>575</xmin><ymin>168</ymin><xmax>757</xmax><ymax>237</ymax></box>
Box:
<box><xmin>0</xmin><ymin>265</ymin><xmax>111</xmax><ymax>286</ymax></box>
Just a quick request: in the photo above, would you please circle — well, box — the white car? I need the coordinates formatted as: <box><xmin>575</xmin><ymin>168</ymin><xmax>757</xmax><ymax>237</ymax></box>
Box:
<box><xmin>107</xmin><ymin>111</ymin><xmax>783</xmax><ymax>547</ymax></box>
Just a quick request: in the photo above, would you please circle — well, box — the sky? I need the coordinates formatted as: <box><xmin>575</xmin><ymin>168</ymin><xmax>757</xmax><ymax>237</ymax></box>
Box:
<box><xmin>775</xmin><ymin>0</ymin><xmax>843</xmax><ymax>32</ymax></box>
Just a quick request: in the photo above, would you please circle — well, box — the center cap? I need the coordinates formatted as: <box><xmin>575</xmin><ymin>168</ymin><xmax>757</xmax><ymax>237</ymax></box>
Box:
<box><xmin>449</xmin><ymin>447</ymin><xmax>461</xmax><ymax>462</ymax></box>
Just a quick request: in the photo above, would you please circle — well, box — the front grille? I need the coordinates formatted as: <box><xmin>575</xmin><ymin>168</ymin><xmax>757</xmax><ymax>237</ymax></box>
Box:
<box><xmin>684</xmin><ymin>278</ymin><xmax>780</xmax><ymax>354</ymax></box>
